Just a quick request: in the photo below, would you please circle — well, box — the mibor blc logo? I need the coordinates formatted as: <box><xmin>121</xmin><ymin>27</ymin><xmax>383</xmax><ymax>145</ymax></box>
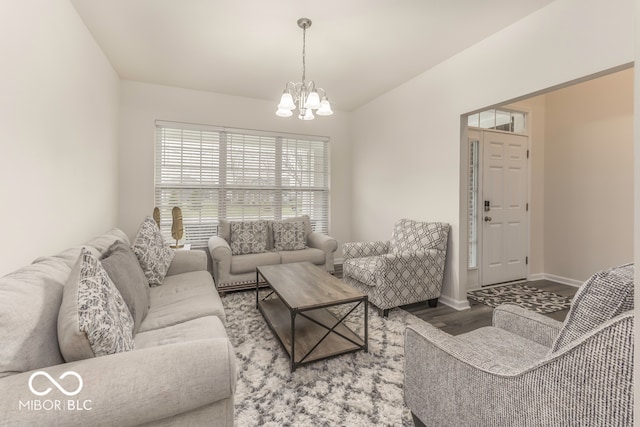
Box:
<box><xmin>20</xmin><ymin>371</ymin><xmax>92</xmax><ymax>412</ymax></box>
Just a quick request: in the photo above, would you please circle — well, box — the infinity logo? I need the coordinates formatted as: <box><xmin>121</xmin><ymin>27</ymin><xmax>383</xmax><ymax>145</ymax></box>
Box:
<box><xmin>28</xmin><ymin>371</ymin><xmax>83</xmax><ymax>397</ymax></box>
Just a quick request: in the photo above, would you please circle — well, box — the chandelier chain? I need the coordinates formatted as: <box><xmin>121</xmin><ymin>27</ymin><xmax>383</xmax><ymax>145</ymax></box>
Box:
<box><xmin>301</xmin><ymin>25</ymin><xmax>306</xmax><ymax>84</ymax></box>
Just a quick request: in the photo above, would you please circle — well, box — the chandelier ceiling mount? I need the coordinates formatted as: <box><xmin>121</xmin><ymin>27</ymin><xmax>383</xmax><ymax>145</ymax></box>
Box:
<box><xmin>276</xmin><ymin>18</ymin><xmax>333</xmax><ymax>120</ymax></box>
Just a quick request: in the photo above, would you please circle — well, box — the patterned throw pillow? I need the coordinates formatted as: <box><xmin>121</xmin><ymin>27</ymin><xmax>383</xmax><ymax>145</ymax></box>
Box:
<box><xmin>273</xmin><ymin>220</ymin><xmax>307</xmax><ymax>251</ymax></box>
<box><xmin>230</xmin><ymin>220</ymin><xmax>268</xmax><ymax>255</ymax></box>
<box><xmin>132</xmin><ymin>216</ymin><xmax>175</xmax><ymax>286</ymax></box>
<box><xmin>58</xmin><ymin>248</ymin><xmax>135</xmax><ymax>362</ymax></box>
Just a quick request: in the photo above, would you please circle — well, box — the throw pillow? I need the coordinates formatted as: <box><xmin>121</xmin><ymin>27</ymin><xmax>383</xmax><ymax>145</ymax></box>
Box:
<box><xmin>230</xmin><ymin>220</ymin><xmax>268</xmax><ymax>255</ymax></box>
<box><xmin>58</xmin><ymin>248</ymin><xmax>135</xmax><ymax>362</ymax></box>
<box><xmin>132</xmin><ymin>216</ymin><xmax>175</xmax><ymax>286</ymax></box>
<box><xmin>550</xmin><ymin>263</ymin><xmax>634</xmax><ymax>352</ymax></box>
<box><xmin>101</xmin><ymin>240</ymin><xmax>150</xmax><ymax>334</ymax></box>
<box><xmin>273</xmin><ymin>220</ymin><xmax>307</xmax><ymax>251</ymax></box>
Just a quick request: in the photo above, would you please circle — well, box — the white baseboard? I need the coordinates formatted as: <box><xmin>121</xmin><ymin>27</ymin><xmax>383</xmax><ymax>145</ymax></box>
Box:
<box><xmin>439</xmin><ymin>294</ymin><xmax>470</xmax><ymax>311</ymax></box>
<box><xmin>539</xmin><ymin>273</ymin><xmax>583</xmax><ymax>288</ymax></box>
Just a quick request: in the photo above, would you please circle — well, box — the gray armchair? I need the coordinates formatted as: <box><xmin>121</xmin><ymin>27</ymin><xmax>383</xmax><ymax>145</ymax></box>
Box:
<box><xmin>342</xmin><ymin>219</ymin><xmax>449</xmax><ymax>316</ymax></box>
<box><xmin>404</xmin><ymin>264</ymin><xmax>634</xmax><ymax>426</ymax></box>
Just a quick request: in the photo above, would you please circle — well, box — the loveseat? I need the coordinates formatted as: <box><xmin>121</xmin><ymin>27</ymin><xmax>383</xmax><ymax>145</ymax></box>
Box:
<box><xmin>208</xmin><ymin>215</ymin><xmax>337</xmax><ymax>292</ymax></box>
<box><xmin>0</xmin><ymin>223</ymin><xmax>236</xmax><ymax>426</ymax></box>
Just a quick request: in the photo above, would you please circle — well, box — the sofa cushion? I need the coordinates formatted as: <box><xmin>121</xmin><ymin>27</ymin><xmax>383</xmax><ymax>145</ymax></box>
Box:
<box><xmin>343</xmin><ymin>256</ymin><xmax>382</xmax><ymax>287</ymax></box>
<box><xmin>390</xmin><ymin>219</ymin><xmax>449</xmax><ymax>253</ymax></box>
<box><xmin>230</xmin><ymin>251</ymin><xmax>281</xmax><ymax>275</ymax></box>
<box><xmin>230</xmin><ymin>220</ymin><xmax>268</xmax><ymax>255</ymax></box>
<box><xmin>132</xmin><ymin>217</ymin><xmax>175</xmax><ymax>286</ymax></box>
<box><xmin>58</xmin><ymin>249</ymin><xmax>135</xmax><ymax>362</ymax></box>
<box><xmin>101</xmin><ymin>240</ymin><xmax>150</xmax><ymax>334</ymax></box>
<box><xmin>273</xmin><ymin>220</ymin><xmax>307</xmax><ymax>251</ymax></box>
<box><xmin>551</xmin><ymin>263</ymin><xmax>634</xmax><ymax>352</ymax></box>
<box><xmin>135</xmin><ymin>316</ymin><xmax>228</xmax><ymax>349</ymax></box>
<box><xmin>139</xmin><ymin>271</ymin><xmax>226</xmax><ymax>332</ymax></box>
<box><xmin>278</xmin><ymin>247</ymin><xmax>325</xmax><ymax>266</ymax></box>
<box><xmin>0</xmin><ymin>258</ymin><xmax>68</xmax><ymax>378</ymax></box>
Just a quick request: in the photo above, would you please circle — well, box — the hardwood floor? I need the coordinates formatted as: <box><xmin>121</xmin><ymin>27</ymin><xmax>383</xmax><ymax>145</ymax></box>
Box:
<box><xmin>400</xmin><ymin>280</ymin><xmax>579</xmax><ymax>336</ymax></box>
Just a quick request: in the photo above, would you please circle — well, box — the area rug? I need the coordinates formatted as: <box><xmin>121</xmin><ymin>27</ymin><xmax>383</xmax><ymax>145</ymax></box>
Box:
<box><xmin>467</xmin><ymin>283</ymin><xmax>573</xmax><ymax>313</ymax></box>
<box><xmin>222</xmin><ymin>290</ymin><xmax>423</xmax><ymax>426</ymax></box>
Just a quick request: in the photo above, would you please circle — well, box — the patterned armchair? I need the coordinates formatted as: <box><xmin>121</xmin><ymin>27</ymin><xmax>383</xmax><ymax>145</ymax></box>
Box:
<box><xmin>405</xmin><ymin>264</ymin><xmax>634</xmax><ymax>427</ymax></box>
<box><xmin>342</xmin><ymin>219</ymin><xmax>450</xmax><ymax>316</ymax></box>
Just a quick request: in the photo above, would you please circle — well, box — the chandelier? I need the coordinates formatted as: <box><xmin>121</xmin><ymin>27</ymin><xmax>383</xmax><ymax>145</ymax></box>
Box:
<box><xmin>276</xmin><ymin>18</ymin><xmax>333</xmax><ymax>120</ymax></box>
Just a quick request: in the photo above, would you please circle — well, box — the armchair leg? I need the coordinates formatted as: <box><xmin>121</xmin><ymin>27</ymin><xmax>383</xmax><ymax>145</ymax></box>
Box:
<box><xmin>411</xmin><ymin>412</ymin><xmax>426</xmax><ymax>427</ymax></box>
<box><xmin>428</xmin><ymin>298</ymin><xmax>438</xmax><ymax>308</ymax></box>
<box><xmin>378</xmin><ymin>308</ymin><xmax>390</xmax><ymax>318</ymax></box>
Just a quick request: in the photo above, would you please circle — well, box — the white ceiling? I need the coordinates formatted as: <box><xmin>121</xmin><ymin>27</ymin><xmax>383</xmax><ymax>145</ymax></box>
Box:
<box><xmin>70</xmin><ymin>0</ymin><xmax>556</xmax><ymax>111</ymax></box>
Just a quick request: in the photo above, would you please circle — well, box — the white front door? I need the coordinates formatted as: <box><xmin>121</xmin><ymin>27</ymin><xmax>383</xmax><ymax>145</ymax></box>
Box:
<box><xmin>481</xmin><ymin>131</ymin><xmax>529</xmax><ymax>285</ymax></box>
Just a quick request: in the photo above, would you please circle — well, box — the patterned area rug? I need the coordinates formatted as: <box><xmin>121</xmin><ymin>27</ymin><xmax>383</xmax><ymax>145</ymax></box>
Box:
<box><xmin>467</xmin><ymin>283</ymin><xmax>573</xmax><ymax>313</ymax></box>
<box><xmin>222</xmin><ymin>290</ymin><xmax>423</xmax><ymax>426</ymax></box>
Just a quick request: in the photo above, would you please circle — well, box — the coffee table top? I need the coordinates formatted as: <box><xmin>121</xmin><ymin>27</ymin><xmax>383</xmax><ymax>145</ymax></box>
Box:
<box><xmin>257</xmin><ymin>262</ymin><xmax>365</xmax><ymax>311</ymax></box>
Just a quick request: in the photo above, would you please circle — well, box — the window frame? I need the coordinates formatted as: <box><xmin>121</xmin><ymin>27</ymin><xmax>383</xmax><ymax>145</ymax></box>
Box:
<box><xmin>154</xmin><ymin>121</ymin><xmax>330</xmax><ymax>247</ymax></box>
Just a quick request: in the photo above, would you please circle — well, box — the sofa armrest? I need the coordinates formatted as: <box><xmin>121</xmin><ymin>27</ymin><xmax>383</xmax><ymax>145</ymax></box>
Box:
<box><xmin>492</xmin><ymin>304</ymin><xmax>563</xmax><ymax>347</ymax></box>
<box><xmin>307</xmin><ymin>232</ymin><xmax>338</xmax><ymax>272</ymax></box>
<box><xmin>342</xmin><ymin>241</ymin><xmax>390</xmax><ymax>260</ymax></box>
<box><xmin>0</xmin><ymin>339</ymin><xmax>236</xmax><ymax>426</ymax></box>
<box><xmin>166</xmin><ymin>249</ymin><xmax>207</xmax><ymax>276</ymax></box>
<box><xmin>208</xmin><ymin>236</ymin><xmax>232</xmax><ymax>286</ymax></box>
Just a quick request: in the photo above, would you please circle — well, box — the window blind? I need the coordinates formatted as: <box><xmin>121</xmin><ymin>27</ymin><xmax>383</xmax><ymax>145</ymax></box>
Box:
<box><xmin>155</xmin><ymin>122</ymin><xmax>329</xmax><ymax>247</ymax></box>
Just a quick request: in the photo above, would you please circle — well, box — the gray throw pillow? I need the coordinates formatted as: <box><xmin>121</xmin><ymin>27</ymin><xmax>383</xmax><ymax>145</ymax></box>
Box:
<box><xmin>58</xmin><ymin>248</ymin><xmax>135</xmax><ymax>362</ymax></box>
<box><xmin>132</xmin><ymin>216</ymin><xmax>175</xmax><ymax>286</ymax></box>
<box><xmin>273</xmin><ymin>220</ymin><xmax>307</xmax><ymax>251</ymax></box>
<box><xmin>230</xmin><ymin>220</ymin><xmax>268</xmax><ymax>255</ymax></box>
<box><xmin>101</xmin><ymin>240</ymin><xmax>150</xmax><ymax>334</ymax></box>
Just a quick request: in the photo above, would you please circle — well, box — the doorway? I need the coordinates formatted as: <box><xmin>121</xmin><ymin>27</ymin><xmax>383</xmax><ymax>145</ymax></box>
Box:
<box><xmin>468</xmin><ymin>125</ymin><xmax>530</xmax><ymax>287</ymax></box>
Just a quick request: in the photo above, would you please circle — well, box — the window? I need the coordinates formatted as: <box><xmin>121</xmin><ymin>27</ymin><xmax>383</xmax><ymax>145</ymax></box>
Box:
<box><xmin>468</xmin><ymin>109</ymin><xmax>526</xmax><ymax>133</ymax></box>
<box><xmin>468</xmin><ymin>138</ymin><xmax>479</xmax><ymax>268</ymax></box>
<box><xmin>155</xmin><ymin>121</ymin><xmax>329</xmax><ymax>247</ymax></box>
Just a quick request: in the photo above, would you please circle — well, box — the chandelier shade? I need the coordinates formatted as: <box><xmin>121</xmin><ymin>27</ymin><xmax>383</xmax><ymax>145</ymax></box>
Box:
<box><xmin>276</xmin><ymin>18</ymin><xmax>333</xmax><ymax>120</ymax></box>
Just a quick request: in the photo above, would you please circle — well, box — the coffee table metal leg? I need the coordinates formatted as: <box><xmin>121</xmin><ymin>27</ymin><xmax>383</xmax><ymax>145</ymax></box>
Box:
<box><xmin>364</xmin><ymin>298</ymin><xmax>369</xmax><ymax>353</ymax></box>
<box><xmin>291</xmin><ymin>310</ymin><xmax>296</xmax><ymax>372</ymax></box>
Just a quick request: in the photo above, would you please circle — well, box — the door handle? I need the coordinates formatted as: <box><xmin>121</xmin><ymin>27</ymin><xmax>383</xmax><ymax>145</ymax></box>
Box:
<box><xmin>484</xmin><ymin>216</ymin><xmax>492</xmax><ymax>222</ymax></box>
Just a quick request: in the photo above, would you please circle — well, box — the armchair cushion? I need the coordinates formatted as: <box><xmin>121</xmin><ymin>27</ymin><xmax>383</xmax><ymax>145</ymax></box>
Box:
<box><xmin>551</xmin><ymin>263</ymin><xmax>634</xmax><ymax>352</ymax></box>
<box><xmin>390</xmin><ymin>219</ymin><xmax>448</xmax><ymax>253</ymax></box>
<box><xmin>343</xmin><ymin>256</ymin><xmax>383</xmax><ymax>286</ymax></box>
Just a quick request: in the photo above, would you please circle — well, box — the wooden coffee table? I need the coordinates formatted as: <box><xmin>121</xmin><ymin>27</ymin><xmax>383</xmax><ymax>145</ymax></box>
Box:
<box><xmin>256</xmin><ymin>262</ymin><xmax>368</xmax><ymax>372</ymax></box>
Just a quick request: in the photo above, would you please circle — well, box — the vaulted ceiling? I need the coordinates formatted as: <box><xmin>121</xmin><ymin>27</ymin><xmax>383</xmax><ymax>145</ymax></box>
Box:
<box><xmin>71</xmin><ymin>0</ymin><xmax>556</xmax><ymax>111</ymax></box>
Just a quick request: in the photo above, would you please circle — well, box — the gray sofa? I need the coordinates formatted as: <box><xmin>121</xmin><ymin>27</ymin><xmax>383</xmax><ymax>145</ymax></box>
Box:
<box><xmin>0</xmin><ymin>228</ymin><xmax>236</xmax><ymax>426</ymax></box>
<box><xmin>404</xmin><ymin>264</ymin><xmax>634</xmax><ymax>426</ymax></box>
<box><xmin>208</xmin><ymin>215</ymin><xmax>337</xmax><ymax>292</ymax></box>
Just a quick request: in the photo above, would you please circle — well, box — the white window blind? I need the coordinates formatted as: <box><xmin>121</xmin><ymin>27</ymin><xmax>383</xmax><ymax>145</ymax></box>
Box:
<box><xmin>155</xmin><ymin>122</ymin><xmax>329</xmax><ymax>247</ymax></box>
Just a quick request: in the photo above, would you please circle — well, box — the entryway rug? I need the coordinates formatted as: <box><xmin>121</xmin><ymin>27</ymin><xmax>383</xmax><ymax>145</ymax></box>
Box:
<box><xmin>467</xmin><ymin>283</ymin><xmax>573</xmax><ymax>313</ymax></box>
<box><xmin>222</xmin><ymin>291</ymin><xmax>422</xmax><ymax>426</ymax></box>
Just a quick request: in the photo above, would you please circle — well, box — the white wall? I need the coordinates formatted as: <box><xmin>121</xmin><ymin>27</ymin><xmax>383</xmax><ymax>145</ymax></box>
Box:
<box><xmin>351</xmin><ymin>0</ymin><xmax>635</xmax><ymax>307</ymax></box>
<box><xmin>544</xmin><ymin>68</ymin><xmax>634</xmax><ymax>283</ymax></box>
<box><xmin>0</xmin><ymin>0</ymin><xmax>120</xmax><ymax>276</ymax></box>
<box><xmin>118</xmin><ymin>81</ymin><xmax>352</xmax><ymax>254</ymax></box>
